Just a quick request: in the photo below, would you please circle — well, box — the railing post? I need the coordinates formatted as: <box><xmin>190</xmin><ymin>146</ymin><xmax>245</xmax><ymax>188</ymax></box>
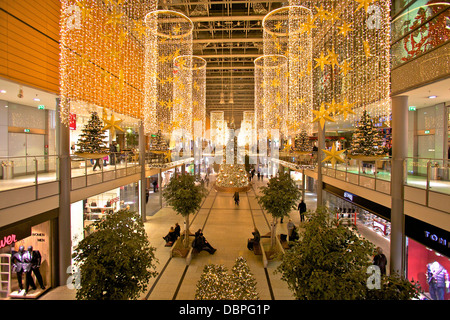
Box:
<box><xmin>426</xmin><ymin>160</ymin><xmax>431</xmax><ymax>206</ymax></box>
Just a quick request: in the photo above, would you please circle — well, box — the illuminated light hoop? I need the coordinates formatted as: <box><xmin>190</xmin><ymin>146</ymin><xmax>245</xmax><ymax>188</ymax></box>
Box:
<box><xmin>144</xmin><ymin>10</ymin><xmax>193</xmax><ymax>135</ymax></box>
<box><xmin>263</xmin><ymin>5</ymin><xmax>313</xmax><ymax>137</ymax></box>
<box><xmin>254</xmin><ymin>54</ymin><xmax>289</xmax><ymax>136</ymax></box>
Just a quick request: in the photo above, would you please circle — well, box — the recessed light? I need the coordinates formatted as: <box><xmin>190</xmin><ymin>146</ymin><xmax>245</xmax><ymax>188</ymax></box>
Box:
<box><xmin>0</xmin><ymin>90</ymin><xmax>6</xmax><ymax>94</ymax></box>
<box><xmin>428</xmin><ymin>95</ymin><xmax>437</xmax><ymax>99</ymax></box>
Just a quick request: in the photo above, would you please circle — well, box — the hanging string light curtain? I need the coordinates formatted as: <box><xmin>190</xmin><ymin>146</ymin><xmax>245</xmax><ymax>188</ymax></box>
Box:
<box><xmin>254</xmin><ymin>55</ymin><xmax>289</xmax><ymax>136</ymax></box>
<box><xmin>262</xmin><ymin>5</ymin><xmax>313</xmax><ymax>137</ymax></box>
<box><xmin>144</xmin><ymin>10</ymin><xmax>193</xmax><ymax>135</ymax></box>
<box><xmin>190</xmin><ymin>56</ymin><xmax>207</xmax><ymax>137</ymax></box>
<box><xmin>287</xmin><ymin>0</ymin><xmax>391</xmax><ymax>127</ymax></box>
<box><xmin>59</xmin><ymin>0</ymin><xmax>157</xmax><ymax>126</ymax></box>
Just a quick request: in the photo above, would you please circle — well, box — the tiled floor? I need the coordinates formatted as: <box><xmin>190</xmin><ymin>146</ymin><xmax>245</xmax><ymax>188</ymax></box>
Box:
<box><xmin>39</xmin><ymin>175</ymin><xmax>390</xmax><ymax>301</ymax></box>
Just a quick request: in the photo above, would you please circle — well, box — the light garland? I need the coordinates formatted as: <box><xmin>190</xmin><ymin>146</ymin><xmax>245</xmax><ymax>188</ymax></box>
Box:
<box><xmin>285</xmin><ymin>0</ymin><xmax>391</xmax><ymax>129</ymax></box>
<box><xmin>254</xmin><ymin>55</ymin><xmax>289</xmax><ymax>136</ymax></box>
<box><xmin>59</xmin><ymin>0</ymin><xmax>157</xmax><ymax>126</ymax></box>
<box><xmin>144</xmin><ymin>10</ymin><xmax>193</xmax><ymax>135</ymax></box>
<box><xmin>262</xmin><ymin>6</ymin><xmax>313</xmax><ymax>137</ymax></box>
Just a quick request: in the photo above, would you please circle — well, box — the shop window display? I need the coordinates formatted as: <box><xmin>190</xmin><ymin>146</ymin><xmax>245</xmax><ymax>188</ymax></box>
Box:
<box><xmin>407</xmin><ymin>238</ymin><xmax>450</xmax><ymax>300</ymax></box>
<box><xmin>0</xmin><ymin>221</ymin><xmax>51</xmax><ymax>299</ymax></box>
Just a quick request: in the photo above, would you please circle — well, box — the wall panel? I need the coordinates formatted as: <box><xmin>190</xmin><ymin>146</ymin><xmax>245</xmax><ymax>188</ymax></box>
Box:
<box><xmin>0</xmin><ymin>0</ymin><xmax>61</xmax><ymax>94</ymax></box>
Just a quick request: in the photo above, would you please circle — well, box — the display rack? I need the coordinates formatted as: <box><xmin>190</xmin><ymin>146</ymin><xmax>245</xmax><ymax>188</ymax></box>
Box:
<box><xmin>0</xmin><ymin>254</ymin><xmax>11</xmax><ymax>299</ymax></box>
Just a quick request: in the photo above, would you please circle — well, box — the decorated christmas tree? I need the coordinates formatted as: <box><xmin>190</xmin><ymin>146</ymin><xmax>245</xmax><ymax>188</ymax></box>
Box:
<box><xmin>230</xmin><ymin>256</ymin><xmax>259</xmax><ymax>300</ymax></box>
<box><xmin>149</xmin><ymin>130</ymin><xmax>168</xmax><ymax>152</ymax></box>
<box><xmin>293</xmin><ymin>130</ymin><xmax>312</xmax><ymax>153</ymax></box>
<box><xmin>349</xmin><ymin>110</ymin><xmax>386</xmax><ymax>157</ymax></box>
<box><xmin>195</xmin><ymin>264</ymin><xmax>232</xmax><ymax>300</ymax></box>
<box><xmin>76</xmin><ymin>112</ymin><xmax>108</xmax><ymax>156</ymax></box>
<box><xmin>195</xmin><ymin>257</ymin><xmax>259</xmax><ymax>300</ymax></box>
<box><xmin>216</xmin><ymin>133</ymin><xmax>250</xmax><ymax>190</ymax></box>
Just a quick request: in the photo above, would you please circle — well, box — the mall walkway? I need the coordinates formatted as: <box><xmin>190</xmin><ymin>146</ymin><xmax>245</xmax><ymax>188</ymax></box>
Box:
<box><xmin>40</xmin><ymin>174</ymin><xmax>389</xmax><ymax>300</ymax></box>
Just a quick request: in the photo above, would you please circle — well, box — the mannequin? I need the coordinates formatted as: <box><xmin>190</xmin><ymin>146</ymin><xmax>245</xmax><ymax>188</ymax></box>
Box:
<box><xmin>11</xmin><ymin>246</ymin><xmax>25</xmax><ymax>291</ymax></box>
<box><xmin>23</xmin><ymin>246</ymin><xmax>45</xmax><ymax>290</ymax></box>
<box><xmin>427</xmin><ymin>261</ymin><xmax>449</xmax><ymax>300</ymax></box>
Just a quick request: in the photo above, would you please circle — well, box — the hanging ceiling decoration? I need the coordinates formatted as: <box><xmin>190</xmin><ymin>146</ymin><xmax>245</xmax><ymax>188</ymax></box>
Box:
<box><xmin>254</xmin><ymin>54</ymin><xmax>289</xmax><ymax>136</ymax></box>
<box><xmin>144</xmin><ymin>10</ymin><xmax>193</xmax><ymax>135</ymax></box>
<box><xmin>262</xmin><ymin>5</ymin><xmax>313</xmax><ymax>137</ymax></box>
<box><xmin>287</xmin><ymin>0</ymin><xmax>391</xmax><ymax>128</ymax></box>
<box><xmin>59</xmin><ymin>0</ymin><xmax>157</xmax><ymax>126</ymax></box>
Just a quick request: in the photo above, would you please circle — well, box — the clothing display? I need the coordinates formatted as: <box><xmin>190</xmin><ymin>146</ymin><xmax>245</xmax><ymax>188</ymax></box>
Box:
<box><xmin>427</xmin><ymin>261</ymin><xmax>449</xmax><ymax>300</ymax></box>
<box><xmin>23</xmin><ymin>246</ymin><xmax>45</xmax><ymax>290</ymax></box>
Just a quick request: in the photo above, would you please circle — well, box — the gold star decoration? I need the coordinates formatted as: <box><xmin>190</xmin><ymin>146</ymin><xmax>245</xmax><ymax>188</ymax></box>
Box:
<box><xmin>339</xmin><ymin>59</ymin><xmax>353</xmax><ymax>76</ymax></box>
<box><xmin>354</xmin><ymin>0</ymin><xmax>375</xmax><ymax>12</ymax></box>
<box><xmin>326</xmin><ymin>98</ymin><xmax>340</xmax><ymax>114</ymax></box>
<box><xmin>314</xmin><ymin>4</ymin><xmax>330</xmax><ymax>22</ymax></box>
<box><xmin>337</xmin><ymin>99</ymin><xmax>356</xmax><ymax>120</ymax></box>
<box><xmin>338</xmin><ymin>21</ymin><xmax>353</xmax><ymax>36</ymax></box>
<box><xmin>326</xmin><ymin>47</ymin><xmax>339</xmax><ymax>68</ymax></box>
<box><xmin>106</xmin><ymin>9</ymin><xmax>124</xmax><ymax>28</ymax></box>
<box><xmin>322</xmin><ymin>144</ymin><xmax>346</xmax><ymax>166</ymax></box>
<box><xmin>133</xmin><ymin>19</ymin><xmax>147</xmax><ymax>39</ymax></box>
<box><xmin>299</xmin><ymin>16</ymin><xmax>317</xmax><ymax>35</ymax></box>
<box><xmin>75</xmin><ymin>0</ymin><xmax>92</xmax><ymax>21</ymax></box>
<box><xmin>102</xmin><ymin>113</ymin><xmax>124</xmax><ymax>136</ymax></box>
<box><xmin>274</xmin><ymin>21</ymin><xmax>283</xmax><ymax>31</ymax></box>
<box><xmin>314</xmin><ymin>51</ymin><xmax>330</xmax><ymax>71</ymax></box>
<box><xmin>312</xmin><ymin>103</ymin><xmax>335</xmax><ymax>129</ymax></box>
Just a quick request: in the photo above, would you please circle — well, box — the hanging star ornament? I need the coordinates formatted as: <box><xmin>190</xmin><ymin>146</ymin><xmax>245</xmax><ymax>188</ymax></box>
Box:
<box><xmin>312</xmin><ymin>103</ymin><xmax>335</xmax><ymax>129</ymax></box>
<box><xmin>322</xmin><ymin>144</ymin><xmax>346</xmax><ymax>166</ymax></box>
<box><xmin>314</xmin><ymin>51</ymin><xmax>330</xmax><ymax>71</ymax></box>
<box><xmin>354</xmin><ymin>0</ymin><xmax>376</xmax><ymax>12</ymax></box>
<box><xmin>102</xmin><ymin>113</ymin><xmax>124</xmax><ymax>136</ymax></box>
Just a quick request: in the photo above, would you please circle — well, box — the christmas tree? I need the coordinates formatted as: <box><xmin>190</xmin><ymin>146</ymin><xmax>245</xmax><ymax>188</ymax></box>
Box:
<box><xmin>76</xmin><ymin>112</ymin><xmax>108</xmax><ymax>155</ymax></box>
<box><xmin>349</xmin><ymin>110</ymin><xmax>386</xmax><ymax>157</ymax></box>
<box><xmin>293</xmin><ymin>130</ymin><xmax>312</xmax><ymax>153</ymax></box>
<box><xmin>195</xmin><ymin>264</ymin><xmax>232</xmax><ymax>300</ymax></box>
<box><xmin>195</xmin><ymin>257</ymin><xmax>259</xmax><ymax>300</ymax></box>
<box><xmin>149</xmin><ymin>130</ymin><xmax>168</xmax><ymax>152</ymax></box>
<box><xmin>230</xmin><ymin>256</ymin><xmax>259</xmax><ymax>300</ymax></box>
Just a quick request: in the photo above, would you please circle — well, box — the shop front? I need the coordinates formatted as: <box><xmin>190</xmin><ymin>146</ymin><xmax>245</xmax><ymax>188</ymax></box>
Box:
<box><xmin>70</xmin><ymin>182</ymin><xmax>139</xmax><ymax>256</ymax></box>
<box><xmin>405</xmin><ymin>215</ymin><xmax>450</xmax><ymax>300</ymax></box>
<box><xmin>0</xmin><ymin>210</ymin><xmax>57</xmax><ymax>299</ymax></box>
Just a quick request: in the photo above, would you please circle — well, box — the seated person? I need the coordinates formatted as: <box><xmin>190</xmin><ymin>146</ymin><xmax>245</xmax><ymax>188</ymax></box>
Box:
<box><xmin>174</xmin><ymin>222</ymin><xmax>181</xmax><ymax>239</ymax></box>
<box><xmin>163</xmin><ymin>227</ymin><xmax>177</xmax><ymax>243</ymax></box>
<box><xmin>192</xmin><ymin>229</ymin><xmax>216</xmax><ymax>254</ymax></box>
<box><xmin>289</xmin><ymin>225</ymin><xmax>299</xmax><ymax>242</ymax></box>
<box><xmin>247</xmin><ymin>228</ymin><xmax>261</xmax><ymax>251</ymax></box>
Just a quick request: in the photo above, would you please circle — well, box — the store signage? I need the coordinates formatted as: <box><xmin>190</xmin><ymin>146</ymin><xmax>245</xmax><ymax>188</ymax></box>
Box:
<box><xmin>405</xmin><ymin>216</ymin><xmax>450</xmax><ymax>257</ymax></box>
<box><xmin>424</xmin><ymin>231</ymin><xmax>449</xmax><ymax>248</ymax></box>
<box><xmin>344</xmin><ymin>192</ymin><xmax>354</xmax><ymax>202</ymax></box>
<box><xmin>69</xmin><ymin>113</ymin><xmax>77</xmax><ymax>130</ymax></box>
<box><xmin>0</xmin><ymin>234</ymin><xmax>17</xmax><ymax>249</ymax></box>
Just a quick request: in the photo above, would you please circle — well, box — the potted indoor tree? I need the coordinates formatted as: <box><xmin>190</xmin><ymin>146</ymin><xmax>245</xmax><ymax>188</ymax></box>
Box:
<box><xmin>256</xmin><ymin>171</ymin><xmax>301</xmax><ymax>256</ymax></box>
<box><xmin>72</xmin><ymin>209</ymin><xmax>158</xmax><ymax>300</ymax></box>
<box><xmin>163</xmin><ymin>173</ymin><xmax>207</xmax><ymax>254</ymax></box>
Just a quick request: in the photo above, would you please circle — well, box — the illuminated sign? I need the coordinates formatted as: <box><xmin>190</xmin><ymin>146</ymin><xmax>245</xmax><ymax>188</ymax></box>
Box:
<box><xmin>344</xmin><ymin>192</ymin><xmax>354</xmax><ymax>202</ymax></box>
<box><xmin>0</xmin><ymin>234</ymin><xmax>17</xmax><ymax>249</ymax></box>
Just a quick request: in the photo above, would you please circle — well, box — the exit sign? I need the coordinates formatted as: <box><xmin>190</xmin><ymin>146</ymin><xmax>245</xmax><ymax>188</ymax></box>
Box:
<box><xmin>409</xmin><ymin>106</ymin><xmax>416</xmax><ymax>111</ymax></box>
<box><xmin>24</xmin><ymin>128</ymin><xmax>30</xmax><ymax>133</ymax></box>
<box><xmin>38</xmin><ymin>105</ymin><xmax>45</xmax><ymax>110</ymax></box>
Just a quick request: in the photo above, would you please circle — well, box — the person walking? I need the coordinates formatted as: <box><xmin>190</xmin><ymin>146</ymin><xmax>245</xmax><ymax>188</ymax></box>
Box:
<box><xmin>373</xmin><ymin>247</ymin><xmax>388</xmax><ymax>275</ymax></box>
<box><xmin>233</xmin><ymin>191</ymin><xmax>240</xmax><ymax>205</ymax></box>
<box><xmin>287</xmin><ymin>219</ymin><xmax>295</xmax><ymax>239</ymax></box>
<box><xmin>298</xmin><ymin>199</ymin><xmax>307</xmax><ymax>222</ymax></box>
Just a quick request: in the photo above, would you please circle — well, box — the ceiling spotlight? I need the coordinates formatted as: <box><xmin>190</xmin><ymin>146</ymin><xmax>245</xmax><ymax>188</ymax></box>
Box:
<box><xmin>428</xmin><ymin>95</ymin><xmax>437</xmax><ymax>99</ymax></box>
<box><xmin>17</xmin><ymin>88</ymin><xmax>23</xmax><ymax>98</ymax></box>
